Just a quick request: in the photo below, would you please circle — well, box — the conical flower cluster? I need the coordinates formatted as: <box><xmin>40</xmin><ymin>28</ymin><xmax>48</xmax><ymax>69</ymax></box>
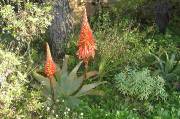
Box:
<box><xmin>44</xmin><ymin>42</ymin><xmax>56</xmax><ymax>79</ymax></box>
<box><xmin>76</xmin><ymin>9</ymin><xmax>96</xmax><ymax>65</ymax></box>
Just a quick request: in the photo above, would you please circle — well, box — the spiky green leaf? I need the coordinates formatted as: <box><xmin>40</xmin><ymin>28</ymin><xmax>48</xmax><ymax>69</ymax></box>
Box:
<box><xmin>80</xmin><ymin>71</ymin><xmax>99</xmax><ymax>80</ymax></box>
<box><xmin>61</xmin><ymin>55</ymin><xmax>69</xmax><ymax>74</ymax></box>
<box><xmin>32</xmin><ymin>72</ymin><xmax>49</xmax><ymax>87</ymax></box>
<box><xmin>173</xmin><ymin>62</ymin><xmax>180</xmax><ymax>76</ymax></box>
<box><xmin>58</xmin><ymin>60</ymin><xmax>84</xmax><ymax>96</ymax></box>
<box><xmin>81</xmin><ymin>89</ymin><xmax>105</xmax><ymax>96</ymax></box>
<box><xmin>59</xmin><ymin>77</ymin><xmax>83</xmax><ymax>96</ymax></box>
<box><xmin>65</xmin><ymin>96</ymin><xmax>81</xmax><ymax>108</ymax></box>
<box><xmin>165</xmin><ymin>54</ymin><xmax>175</xmax><ymax>73</ymax></box>
<box><xmin>68</xmin><ymin>61</ymin><xmax>82</xmax><ymax>80</ymax></box>
<box><xmin>74</xmin><ymin>81</ymin><xmax>107</xmax><ymax>97</ymax></box>
<box><xmin>32</xmin><ymin>72</ymin><xmax>57</xmax><ymax>98</ymax></box>
<box><xmin>54</xmin><ymin>63</ymin><xmax>61</xmax><ymax>81</ymax></box>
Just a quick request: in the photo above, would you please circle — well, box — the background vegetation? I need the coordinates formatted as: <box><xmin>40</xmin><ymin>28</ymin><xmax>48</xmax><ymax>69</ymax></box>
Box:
<box><xmin>0</xmin><ymin>0</ymin><xmax>180</xmax><ymax>118</ymax></box>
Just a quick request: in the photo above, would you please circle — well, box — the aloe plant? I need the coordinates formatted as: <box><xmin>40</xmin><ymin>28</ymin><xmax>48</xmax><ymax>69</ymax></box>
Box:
<box><xmin>151</xmin><ymin>51</ymin><xmax>180</xmax><ymax>81</ymax></box>
<box><xmin>32</xmin><ymin>55</ymin><xmax>106</xmax><ymax>107</ymax></box>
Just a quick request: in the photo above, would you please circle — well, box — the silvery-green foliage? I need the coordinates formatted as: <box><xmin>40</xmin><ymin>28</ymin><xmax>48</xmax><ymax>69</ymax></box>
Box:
<box><xmin>115</xmin><ymin>68</ymin><xmax>167</xmax><ymax>100</ymax></box>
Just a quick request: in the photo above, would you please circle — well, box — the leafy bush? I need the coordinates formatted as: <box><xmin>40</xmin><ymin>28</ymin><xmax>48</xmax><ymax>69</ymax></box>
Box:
<box><xmin>115</xmin><ymin>68</ymin><xmax>167</xmax><ymax>100</ymax></box>
<box><xmin>0</xmin><ymin>2</ymin><xmax>52</xmax><ymax>51</ymax></box>
<box><xmin>0</xmin><ymin>49</ymin><xmax>20</xmax><ymax>79</ymax></box>
<box><xmin>0</xmin><ymin>49</ymin><xmax>44</xmax><ymax>118</ymax></box>
<box><xmin>0</xmin><ymin>49</ymin><xmax>26</xmax><ymax>118</ymax></box>
<box><xmin>94</xmin><ymin>19</ymin><xmax>155</xmax><ymax>78</ymax></box>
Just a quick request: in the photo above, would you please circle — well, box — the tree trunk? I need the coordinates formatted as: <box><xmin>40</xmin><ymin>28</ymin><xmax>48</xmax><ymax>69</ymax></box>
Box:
<box><xmin>154</xmin><ymin>0</ymin><xmax>170</xmax><ymax>34</ymax></box>
<box><xmin>50</xmin><ymin>0</ymin><xmax>73</xmax><ymax>59</ymax></box>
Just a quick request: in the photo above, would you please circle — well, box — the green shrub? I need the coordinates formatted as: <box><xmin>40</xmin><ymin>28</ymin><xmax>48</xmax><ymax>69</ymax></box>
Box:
<box><xmin>94</xmin><ymin>19</ymin><xmax>155</xmax><ymax>78</ymax></box>
<box><xmin>0</xmin><ymin>48</ymin><xmax>25</xmax><ymax>118</ymax></box>
<box><xmin>0</xmin><ymin>49</ymin><xmax>43</xmax><ymax>118</ymax></box>
<box><xmin>115</xmin><ymin>68</ymin><xmax>167</xmax><ymax>100</ymax></box>
<box><xmin>0</xmin><ymin>2</ymin><xmax>52</xmax><ymax>51</ymax></box>
<box><xmin>0</xmin><ymin>49</ymin><xmax>20</xmax><ymax>76</ymax></box>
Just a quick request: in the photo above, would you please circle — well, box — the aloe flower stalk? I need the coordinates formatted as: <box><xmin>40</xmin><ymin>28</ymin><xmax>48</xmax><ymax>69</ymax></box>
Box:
<box><xmin>44</xmin><ymin>42</ymin><xmax>56</xmax><ymax>102</ymax></box>
<box><xmin>44</xmin><ymin>42</ymin><xmax>56</xmax><ymax>79</ymax></box>
<box><xmin>76</xmin><ymin>9</ymin><xmax>96</xmax><ymax>78</ymax></box>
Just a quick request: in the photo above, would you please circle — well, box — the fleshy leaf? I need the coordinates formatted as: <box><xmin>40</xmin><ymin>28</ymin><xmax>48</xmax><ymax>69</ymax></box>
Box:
<box><xmin>173</xmin><ymin>62</ymin><xmax>180</xmax><ymax>75</ymax></box>
<box><xmin>32</xmin><ymin>71</ymin><xmax>58</xmax><ymax>96</ymax></box>
<box><xmin>32</xmin><ymin>72</ymin><xmax>52</xmax><ymax>96</ymax></box>
<box><xmin>80</xmin><ymin>89</ymin><xmax>105</xmax><ymax>97</ymax></box>
<box><xmin>65</xmin><ymin>96</ymin><xmax>81</xmax><ymax>108</ymax></box>
<box><xmin>32</xmin><ymin>72</ymin><xmax>50</xmax><ymax>87</ymax></box>
<box><xmin>59</xmin><ymin>61</ymin><xmax>84</xmax><ymax>96</ymax></box>
<box><xmin>80</xmin><ymin>71</ymin><xmax>98</xmax><ymax>80</ymax></box>
<box><xmin>61</xmin><ymin>55</ymin><xmax>69</xmax><ymax>74</ymax></box>
<box><xmin>68</xmin><ymin>61</ymin><xmax>82</xmax><ymax>80</ymax></box>
<box><xmin>41</xmin><ymin>87</ymin><xmax>52</xmax><ymax>98</ymax></box>
<box><xmin>59</xmin><ymin>55</ymin><xmax>69</xmax><ymax>85</ymax></box>
<box><xmin>54</xmin><ymin>64</ymin><xmax>61</xmax><ymax>81</ymax></box>
<box><xmin>74</xmin><ymin>81</ymin><xmax>107</xmax><ymax>97</ymax></box>
<box><xmin>59</xmin><ymin>77</ymin><xmax>83</xmax><ymax>96</ymax></box>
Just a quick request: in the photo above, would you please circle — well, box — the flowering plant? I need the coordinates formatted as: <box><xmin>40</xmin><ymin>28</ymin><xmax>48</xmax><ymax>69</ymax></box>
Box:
<box><xmin>32</xmin><ymin>43</ymin><xmax>106</xmax><ymax>107</ymax></box>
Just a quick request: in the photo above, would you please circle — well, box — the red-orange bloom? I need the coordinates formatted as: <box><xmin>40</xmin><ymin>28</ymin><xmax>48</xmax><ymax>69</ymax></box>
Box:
<box><xmin>76</xmin><ymin>9</ymin><xmax>96</xmax><ymax>64</ymax></box>
<box><xmin>44</xmin><ymin>42</ymin><xmax>56</xmax><ymax>79</ymax></box>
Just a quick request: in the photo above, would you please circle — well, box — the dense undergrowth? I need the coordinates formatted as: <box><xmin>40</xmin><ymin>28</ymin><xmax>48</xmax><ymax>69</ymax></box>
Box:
<box><xmin>0</xmin><ymin>0</ymin><xmax>180</xmax><ymax>119</ymax></box>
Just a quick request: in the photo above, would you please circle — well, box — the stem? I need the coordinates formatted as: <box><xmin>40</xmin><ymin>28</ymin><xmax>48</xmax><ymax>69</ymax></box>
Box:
<box><xmin>47</xmin><ymin>77</ymin><xmax>55</xmax><ymax>114</ymax></box>
<box><xmin>49</xmin><ymin>77</ymin><xmax>55</xmax><ymax>103</ymax></box>
<box><xmin>84</xmin><ymin>62</ymin><xmax>88</xmax><ymax>80</ymax></box>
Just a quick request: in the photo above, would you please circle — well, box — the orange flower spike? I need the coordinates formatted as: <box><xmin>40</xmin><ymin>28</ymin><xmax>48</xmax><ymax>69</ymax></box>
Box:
<box><xmin>44</xmin><ymin>42</ymin><xmax>56</xmax><ymax>79</ymax></box>
<box><xmin>76</xmin><ymin>9</ymin><xmax>96</xmax><ymax>64</ymax></box>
